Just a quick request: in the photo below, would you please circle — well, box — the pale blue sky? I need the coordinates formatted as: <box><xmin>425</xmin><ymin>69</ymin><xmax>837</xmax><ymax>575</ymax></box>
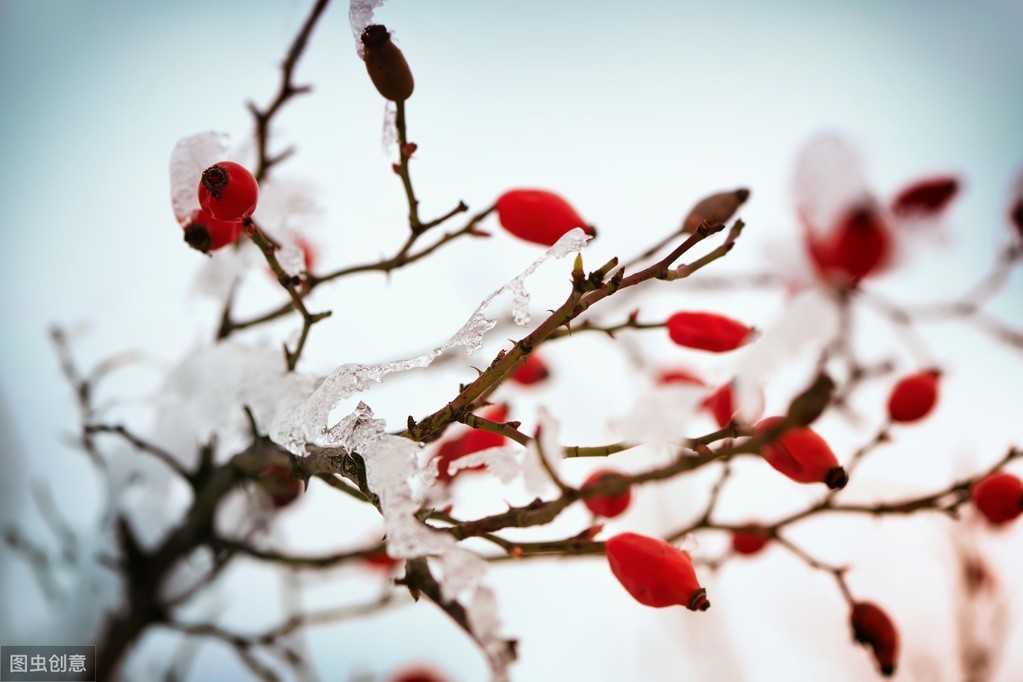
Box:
<box><xmin>1</xmin><ymin>1</ymin><xmax>1022</xmax><ymax>680</ymax></box>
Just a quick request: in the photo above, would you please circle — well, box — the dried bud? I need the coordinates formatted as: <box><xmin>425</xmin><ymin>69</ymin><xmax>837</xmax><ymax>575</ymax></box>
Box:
<box><xmin>361</xmin><ymin>24</ymin><xmax>414</xmax><ymax>102</ymax></box>
<box><xmin>785</xmin><ymin>372</ymin><xmax>835</xmax><ymax>427</ymax></box>
<box><xmin>850</xmin><ymin>601</ymin><xmax>899</xmax><ymax>677</ymax></box>
<box><xmin>682</xmin><ymin>188</ymin><xmax>750</xmax><ymax>234</ymax></box>
<box><xmin>891</xmin><ymin>176</ymin><xmax>960</xmax><ymax>217</ymax></box>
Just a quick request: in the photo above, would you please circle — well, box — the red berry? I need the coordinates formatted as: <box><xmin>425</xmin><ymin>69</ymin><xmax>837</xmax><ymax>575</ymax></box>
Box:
<box><xmin>754</xmin><ymin>417</ymin><xmax>847</xmax><ymax>489</ymax></box>
<box><xmin>666</xmin><ymin>312</ymin><xmax>752</xmax><ymax>353</ymax></box>
<box><xmin>703</xmin><ymin>381</ymin><xmax>764</xmax><ymax>428</ymax></box>
<box><xmin>390</xmin><ymin>667</ymin><xmax>447</xmax><ymax>682</ymax></box>
<box><xmin>891</xmin><ymin>176</ymin><xmax>960</xmax><ymax>217</ymax></box>
<box><xmin>260</xmin><ymin>464</ymin><xmax>304</xmax><ymax>508</ymax></box>
<box><xmin>971</xmin><ymin>472</ymin><xmax>1023</xmax><ymax>525</ymax></box>
<box><xmin>850</xmin><ymin>601</ymin><xmax>899</xmax><ymax>677</ymax></box>
<box><xmin>198</xmin><ymin>161</ymin><xmax>259</xmax><ymax>221</ymax></box>
<box><xmin>182</xmin><ymin>208</ymin><xmax>243</xmax><ymax>253</ymax></box>
<box><xmin>362</xmin><ymin>546</ymin><xmax>400</xmax><ymax>572</ymax></box>
<box><xmin>605</xmin><ymin>533</ymin><xmax>709</xmax><ymax>611</ymax></box>
<box><xmin>581</xmin><ymin>470</ymin><xmax>632</xmax><ymax>518</ymax></box>
<box><xmin>887</xmin><ymin>370</ymin><xmax>939</xmax><ymax>423</ymax></box>
<box><xmin>511</xmin><ymin>353</ymin><xmax>550</xmax><ymax>386</ymax></box>
<box><xmin>806</xmin><ymin>205</ymin><xmax>891</xmax><ymax>285</ymax></box>
<box><xmin>432</xmin><ymin>404</ymin><xmax>509</xmax><ymax>483</ymax></box>
<box><xmin>657</xmin><ymin>368</ymin><xmax>705</xmax><ymax>386</ymax></box>
<box><xmin>362</xmin><ymin>24</ymin><xmax>415</xmax><ymax>102</ymax></box>
<box><xmin>496</xmin><ymin>189</ymin><xmax>595</xmax><ymax>246</ymax></box>
<box><xmin>731</xmin><ymin>525</ymin><xmax>771</xmax><ymax>556</ymax></box>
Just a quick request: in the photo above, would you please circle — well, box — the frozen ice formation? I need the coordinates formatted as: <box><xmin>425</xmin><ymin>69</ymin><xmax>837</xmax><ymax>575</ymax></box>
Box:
<box><xmin>349</xmin><ymin>0</ymin><xmax>388</xmax><ymax>58</ymax></box>
<box><xmin>170</xmin><ymin>131</ymin><xmax>229</xmax><ymax>225</ymax></box>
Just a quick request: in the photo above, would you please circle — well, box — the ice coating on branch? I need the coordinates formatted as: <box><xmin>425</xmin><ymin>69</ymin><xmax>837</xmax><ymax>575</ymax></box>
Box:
<box><xmin>793</xmin><ymin>133</ymin><xmax>872</xmax><ymax>237</ymax></box>
<box><xmin>191</xmin><ymin>239</ymin><xmax>261</xmax><ymax>300</ymax></box>
<box><xmin>170</xmin><ymin>131</ymin><xmax>229</xmax><ymax>225</ymax></box>
<box><xmin>290</xmin><ymin>228</ymin><xmax>590</xmax><ymax>451</ymax></box>
<box><xmin>366</xmin><ymin>431</ymin><xmax>455</xmax><ymax>558</ymax></box>
<box><xmin>275</xmin><ymin>239</ymin><xmax>306</xmax><ymax>278</ymax></box>
<box><xmin>733</xmin><ymin>288</ymin><xmax>840</xmax><ymax>397</ymax></box>
<box><xmin>435</xmin><ymin>547</ymin><xmax>488</xmax><ymax>601</ymax></box>
<box><xmin>153</xmin><ymin>343</ymin><xmax>318</xmax><ymax>463</ymax></box>
<box><xmin>382</xmin><ymin>101</ymin><xmax>397</xmax><ymax>151</ymax></box>
<box><xmin>467</xmin><ymin>586</ymin><xmax>514</xmax><ymax>682</ymax></box>
<box><xmin>350</xmin><ymin>0</ymin><xmax>388</xmax><ymax>58</ymax></box>
<box><xmin>446</xmin><ymin>445</ymin><xmax>528</xmax><ymax>484</ymax></box>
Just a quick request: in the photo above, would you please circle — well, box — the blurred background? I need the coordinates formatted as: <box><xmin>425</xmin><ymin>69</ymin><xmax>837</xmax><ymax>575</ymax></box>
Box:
<box><xmin>1</xmin><ymin>0</ymin><xmax>1022</xmax><ymax>680</ymax></box>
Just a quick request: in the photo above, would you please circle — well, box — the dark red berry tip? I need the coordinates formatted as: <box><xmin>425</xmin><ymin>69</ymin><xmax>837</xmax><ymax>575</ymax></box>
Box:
<box><xmin>201</xmin><ymin>164</ymin><xmax>229</xmax><ymax>201</ymax></box>
<box><xmin>361</xmin><ymin>24</ymin><xmax>391</xmax><ymax>47</ymax></box>
<box><xmin>687</xmin><ymin>587</ymin><xmax>710</xmax><ymax>612</ymax></box>
<box><xmin>183</xmin><ymin>223</ymin><xmax>212</xmax><ymax>253</ymax></box>
<box><xmin>825</xmin><ymin>466</ymin><xmax>849</xmax><ymax>490</ymax></box>
<box><xmin>735</xmin><ymin>188</ymin><xmax>751</xmax><ymax>202</ymax></box>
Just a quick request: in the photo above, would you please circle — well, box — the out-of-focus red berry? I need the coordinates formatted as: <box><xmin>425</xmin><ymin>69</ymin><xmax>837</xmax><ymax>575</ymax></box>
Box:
<box><xmin>891</xmin><ymin>176</ymin><xmax>960</xmax><ymax>217</ymax></box>
<box><xmin>433</xmin><ymin>404</ymin><xmax>509</xmax><ymax>483</ymax></box>
<box><xmin>806</xmin><ymin>205</ymin><xmax>891</xmax><ymax>285</ymax></box>
<box><xmin>182</xmin><ymin>208</ymin><xmax>243</xmax><ymax>254</ymax></box>
<box><xmin>510</xmin><ymin>353</ymin><xmax>550</xmax><ymax>386</ymax></box>
<box><xmin>390</xmin><ymin>667</ymin><xmax>448</xmax><ymax>682</ymax></box>
<box><xmin>754</xmin><ymin>417</ymin><xmax>847</xmax><ymax>489</ymax></box>
<box><xmin>666</xmin><ymin>312</ymin><xmax>752</xmax><ymax>353</ymax></box>
<box><xmin>971</xmin><ymin>472</ymin><xmax>1023</xmax><ymax>525</ymax></box>
<box><xmin>362</xmin><ymin>546</ymin><xmax>400</xmax><ymax>572</ymax></box>
<box><xmin>198</xmin><ymin>161</ymin><xmax>259</xmax><ymax>221</ymax></box>
<box><xmin>850</xmin><ymin>601</ymin><xmax>899</xmax><ymax>677</ymax></box>
<box><xmin>496</xmin><ymin>189</ymin><xmax>595</xmax><ymax>246</ymax></box>
<box><xmin>657</xmin><ymin>368</ymin><xmax>705</xmax><ymax>386</ymax></box>
<box><xmin>581</xmin><ymin>470</ymin><xmax>632</xmax><ymax>518</ymax></box>
<box><xmin>703</xmin><ymin>381</ymin><xmax>764</xmax><ymax>428</ymax></box>
<box><xmin>731</xmin><ymin>525</ymin><xmax>771</xmax><ymax>556</ymax></box>
<box><xmin>259</xmin><ymin>463</ymin><xmax>304</xmax><ymax>508</ymax></box>
<box><xmin>887</xmin><ymin>370</ymin><xmax>939</xmax><ymax>423</ymax></box>
<box><xmin>605</xmin><ymin>533</ymin><xmax>709</xmax><ymax>611</ymax></box>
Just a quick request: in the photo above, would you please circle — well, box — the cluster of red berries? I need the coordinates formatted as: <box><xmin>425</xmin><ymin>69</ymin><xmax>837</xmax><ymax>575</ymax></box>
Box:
<box><xmin>182</xmin><ymin>161</ymin><xmax>259</xmax><ymax>254</ymax></box>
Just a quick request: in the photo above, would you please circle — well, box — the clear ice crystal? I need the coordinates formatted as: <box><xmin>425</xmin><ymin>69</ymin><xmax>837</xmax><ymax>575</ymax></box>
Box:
<box><xmin>170</xmin><ymin>131</ymin><xmax>229</xmax><ymax>225</ymax></box>
<box><xmin>349</xmin><ymin>0</ymin><xmax>388</xmax><ymax>58</ymax></box>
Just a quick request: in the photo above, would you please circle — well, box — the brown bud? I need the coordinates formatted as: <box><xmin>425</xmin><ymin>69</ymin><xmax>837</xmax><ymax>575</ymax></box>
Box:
<box><xmin>361</xmin><ymin>24</ymin><xmax>414</xmax><ymax>102</ymax></box>
<box><xmin>850</xmin><ymin>601</ymin><xmax>899</xmax><ymax>677</ymax></box>
<box><xmin>1011</xmin><ymin>199</ymin><xmax>1023</xmax><ymax>239</ymax></box>
<box><xmin>682</xmin><ymin>188</ymin><xmax>750</xmax><ymax>234</ymax></box>
<box><xmin>785</xmin><ymin>372</ymin><xmax>835</xmax><ymax>426</ymax></box>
